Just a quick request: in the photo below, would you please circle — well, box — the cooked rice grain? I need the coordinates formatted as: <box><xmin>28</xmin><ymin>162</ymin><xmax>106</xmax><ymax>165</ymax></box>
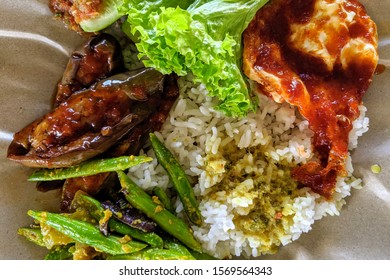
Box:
<box><xmin>128</xmin><ymin>76</ymin><xmax>367</xmax><ymax>259</ymax></box>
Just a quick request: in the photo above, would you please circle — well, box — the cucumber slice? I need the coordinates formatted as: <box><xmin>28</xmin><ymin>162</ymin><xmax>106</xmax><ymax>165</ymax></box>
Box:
<box><xmin>79</xmin><ymin>0</ymin><xmax>126</xmax><ymax>33</ymax></box>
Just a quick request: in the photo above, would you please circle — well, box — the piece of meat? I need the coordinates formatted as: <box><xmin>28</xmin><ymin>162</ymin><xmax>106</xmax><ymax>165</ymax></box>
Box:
<box><xmin>243</xmin><ymin>0</ymin><xmax>378</xmax><ymax>197</ymax></box>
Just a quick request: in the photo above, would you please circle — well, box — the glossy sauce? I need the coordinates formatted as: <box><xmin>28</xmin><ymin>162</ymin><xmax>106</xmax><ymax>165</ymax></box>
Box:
<box><xmin>243</xmin><ymin>0</ymin><xmax>378</xmax><ymax>197</ymax></box>
<box><xmin>55</xmin><ymin>34</ymin><xmax>124</xmax><ymax>106</ymax></box>
<box><xmin>32</xmin><ymin>88</ymin><xmax>132</xmax><ymax>153</ymax></box>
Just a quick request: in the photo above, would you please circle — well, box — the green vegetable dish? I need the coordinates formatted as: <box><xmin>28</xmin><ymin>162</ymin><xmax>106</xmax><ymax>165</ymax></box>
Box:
<box><xmin>20</xmin><ymin>134</ymin><xmax>214</xmax><ymax>260</ymax></box>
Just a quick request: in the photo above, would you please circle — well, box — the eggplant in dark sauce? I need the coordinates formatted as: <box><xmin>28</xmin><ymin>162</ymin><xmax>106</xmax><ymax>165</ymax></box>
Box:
<box><xmin>9</xmin><ymin>31</ymin><xmax>179</xmax><ymax>214</ymax></box>
<box><xmin>54</xmin><ymin>33</ymin><xmax>124</xmax><ymax>107</ymax></box>
<box><xmin>101</xmin><ymin>200</ymin><xmax>157</xmax><ymax>233</ymax></box>
<box><xmin>7</xmin><ymin>68</ymin><xmax>166</xmax><ymax>168</ymax></box>
<box><xmin>59</xmin><ymin>74</ymin><xmax>179</xmax><ymax>212</ymax></box>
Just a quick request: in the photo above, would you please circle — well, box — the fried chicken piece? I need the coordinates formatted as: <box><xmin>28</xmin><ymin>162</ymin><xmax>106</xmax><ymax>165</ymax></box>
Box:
<box><xmin>243</xmin><ymin>0</ymin><xmax>378</xmax><ymax>197</ymax></box>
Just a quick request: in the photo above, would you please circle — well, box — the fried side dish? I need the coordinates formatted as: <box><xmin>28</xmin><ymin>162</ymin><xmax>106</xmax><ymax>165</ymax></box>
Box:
<box><xmin>243</xmin><ymin>0</ymin><xmax>378</xmax><ymax>198</ymax></box>
<box><xmin>49</xmin><ymin>0</ymin><xmax>104</xmax><ymax>33</ymax></box>
<box><xmin>54</xmin><ymin>33</ymin><xmax>124</xmax><ymax>106</ymax></box>
<box><xmin>7</xmin><ymin>30</ymin><xmax>179</xmax><ymax>211</ymax></box>
<box><xmin>7</xmin><ymin>68</ymin><xmax>168</xmax><ymax>168</ymax></box>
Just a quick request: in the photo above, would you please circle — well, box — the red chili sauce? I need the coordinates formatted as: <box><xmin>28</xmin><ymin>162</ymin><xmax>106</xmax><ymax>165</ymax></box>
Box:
<box><xmin>243</xmin><ymin>0</ymin><xmax>378</xmax><ymax>197</ymax></box>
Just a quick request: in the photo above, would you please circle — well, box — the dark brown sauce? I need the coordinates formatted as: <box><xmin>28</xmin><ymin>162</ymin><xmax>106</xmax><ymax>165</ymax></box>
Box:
<box><xmin>35</xmin><ymin>88</ymin><xmax>132</xmax><ymax>150</ymax></box>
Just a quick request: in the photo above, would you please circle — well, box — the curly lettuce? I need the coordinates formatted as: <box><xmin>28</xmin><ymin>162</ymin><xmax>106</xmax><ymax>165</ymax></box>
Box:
<box><xmin>76</xmin><ymin>0</ymin><xmax>269</xmax><ymax>117</ymax></box>
<box><xmin>120</xmin><ymin>0</ymin><xmax>269</xmax><ymax>117</ymax></box>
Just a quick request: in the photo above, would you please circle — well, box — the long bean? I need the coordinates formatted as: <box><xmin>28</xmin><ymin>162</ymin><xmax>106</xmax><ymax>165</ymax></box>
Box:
<box><xmin>75</xmin><ymin>192</ymin><xmax>163</xmax><ymax>248</ymax></box>
<box><xmin>44</xmin><ymin>244</ymin><xmax>74</xmax><ymax>260</ymax></box>
<box><xmin>149</xmin><ymin>133</ymin><xmax>202</xmax><ymax>226</ymax></box>
<box><xmin>117</xmin><ymin>171</ymin><xmax>202</xmax><ymax>252</ymax></box>
<box><xmin>17</xmin><ymin>227</ymin><xmax>46</xmax><ymax>247</ymax></box>
<box><xmin>28</xmin><ymin>155</ymin><xmax>152</xmax><ymax>182</ymax></box>
<box><xmin>108</xmin><ymin>220</ymin><xmax>163</xmax><ymax>248</ymax></box>
<box><xmin>27</xmin><ymin>210</ymin><xmax>147</xmax><ymax>255</ymax></box>
<box><xmin>188</xmin><ymin>249</ymin><xmax>218</xmax><ymax>260</ymax></box>
<box><xmin>153</xmin><ymin>186</ymin><xmax>174</xmax><ymax>213</ymax></box>
<box><xmin>108</xmin><ymin>238</ymin><xmax>195</xmax><ymax>260</ymax></box>
<box><xmin>107</xmin><ymin>247</ymin><xmax>195</xmax><ymax>260</ymax></box>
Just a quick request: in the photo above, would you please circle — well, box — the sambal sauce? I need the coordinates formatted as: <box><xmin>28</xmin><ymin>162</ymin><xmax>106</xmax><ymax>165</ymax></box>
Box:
<box><xmin>243</xmin><ymin>0</ymin><xmax>378</xmax><ymax>198</ymax></box>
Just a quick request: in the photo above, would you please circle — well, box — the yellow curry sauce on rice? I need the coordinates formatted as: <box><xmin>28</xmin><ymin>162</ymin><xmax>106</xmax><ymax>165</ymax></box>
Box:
<box><xmin>132</xmin><ymin>76</ymin><xmax>368</xmax><ymax>258</ymax></box>
<box><xmin>128</xmin><ymin>0</ymin><xmax>378</xmax><ymax>258</ymax></box>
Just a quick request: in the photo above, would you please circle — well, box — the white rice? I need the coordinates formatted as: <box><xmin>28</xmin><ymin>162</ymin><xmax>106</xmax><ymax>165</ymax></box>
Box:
<box><xmin>127</xmin><ymin>75</ymin><xmax>368</xmax><ymax>259</ymax></box>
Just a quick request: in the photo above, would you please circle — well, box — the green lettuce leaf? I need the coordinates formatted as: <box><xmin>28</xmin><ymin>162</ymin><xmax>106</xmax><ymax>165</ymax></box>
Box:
<box><xmin>121</xmin><ymin>0</ymin><xmax>269</xmax><ymax>117</ymax></box>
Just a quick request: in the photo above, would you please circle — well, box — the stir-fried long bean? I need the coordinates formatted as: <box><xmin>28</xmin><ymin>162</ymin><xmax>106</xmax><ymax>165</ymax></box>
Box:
<box><xmin>44</xmin><ymin>244</ymin><xmax>74</xmax><ymax>260</ymax></box>
<box><xmin>117</xmin><ymin>171</ymin><xmax>202</xmax><ymax>252</ymax></box>
<box><xmin>107</xmin><ymin>247</ymin><xmax>195</xmax><ymax>260</ymax></box>
<box><xmin>101</xmin><ymin>200</ymin><xmax>157</xmax><ymax>232</ymax></box>
<box><xmin>108</xmin><ymin>238</ymin><xmax>196</xmax><ymax>260</ymax></box>
<box><xmin>28</xmin><ymin>155</ymin><xmax>152</xmax><ymax>182</ymax></box>
<box><xmin>153</xmin><ymin>186</ymin><xmax>174</xmax><ymax>213</ymax></box>
<box><xmin>27</xmin><ymin>210</ymin><xmax>147</xmax><ymax>255</ymax></box>
<box><xmin>108</xmin><ymin>220</ymin><xmax>163</xmax><ymax>248</ymax></box>
<box><xmin>149</xmin><ymin>133</ymin><xmax>202</xmax><ymax>226</ymax></box>
<box><xmin>74</xmin><ymin>192</ymin><xmax>164</xmax><ymax>248</ymax></box>
<box><xmin>17</xmin><ymin>227</ymin><xmax>46</xmax><ymax>247</ymax></box>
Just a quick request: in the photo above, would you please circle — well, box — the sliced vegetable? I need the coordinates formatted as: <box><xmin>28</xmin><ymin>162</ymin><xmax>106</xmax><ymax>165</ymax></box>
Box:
<box><xmin>117</xmin><ymin>170</ymin><xmax>202</xmax><ymax>252</ymax></box>
<box><xmin>73</xmin><ymin>192</ymin><xmax>164</xmax><ymax>248</ymax></box>
<box><xmin>149</xmin><ymin>133</ymin><xmax>202</xmax><ymax>226</ymax></box>
<box><xmin>7</xmin><ymin>68</ymin><xmax>165</xmax><ymax>169</ymax></box>
<box><xmin>107</xmin><ymin>247</ymin><xmax>194</xmax><ymax>260</ymax></box>
<box><xmin>153</xmin><ymin>186</ymin><xmax>174</xmax><ymax>213</ymax></box>
<box><xmin>78</xmin><ymin>0</ymin><xmax>196</xmax><ymax>33</ymax></box>
<box><xmin>108</xmin><ymin>238</ymin><xmax>195</xmax><ymax>260</ymax></box>
<box><xmin>44</xmin><ymin>244</ymin><xmax>74</xmax><ymax>260</ymax></box>
<box><xmin>27</xmin><ymin>210</ymin><xmax>147</xmax><ymax>255</ymax></box>
<box><xmin>108</xmin><ymin>220</ymin><xmax>163</xmax><ymax>248</ymax></box>
<box><xmin>101</xmin><ymin>200</ymin><xmax>157</xmax><ymax>232</ymax></box>
<box><xmin>17</xmin><ymin>227</ymin><xmax>46</xmax><ymax>247</ymax></box>
<box><xmin>28</xmin><ymin>155</ymin><xmax>152</xmax><ymax>182</ymax></box>
<box><xmin>78</xmin><ymin>0</ymin><xmax>126</xmax><ymax>32</ymax></box>
<box><xmin>54</xmin><ymin>33</ymin><xmax>124</xmax><ymax>106</ymax></box>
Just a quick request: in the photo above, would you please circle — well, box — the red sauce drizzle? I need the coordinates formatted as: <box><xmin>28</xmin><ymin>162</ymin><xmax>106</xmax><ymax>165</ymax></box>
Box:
<box><xmin>243</xmin><ymin>0</ymin><xmax>378</xmax><ymax>197</ymax></box>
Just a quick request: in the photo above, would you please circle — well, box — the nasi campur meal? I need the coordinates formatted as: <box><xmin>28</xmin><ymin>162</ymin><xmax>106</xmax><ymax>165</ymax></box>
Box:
<box><xmin>7</xmin><ymin>0</ymin><xmax>379</xmax><ymax>259</ymax></box>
